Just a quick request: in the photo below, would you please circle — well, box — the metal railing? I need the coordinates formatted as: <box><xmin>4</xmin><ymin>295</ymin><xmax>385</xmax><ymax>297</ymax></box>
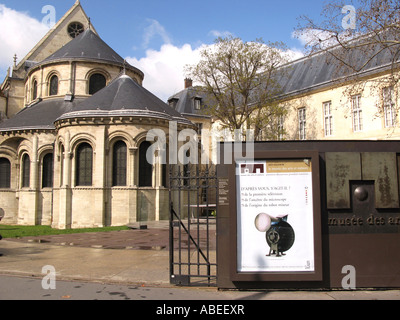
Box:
<box><xmin>169</xmin><ymin>163</ymin><xmax>218</xmax><ymax>286</ymax></box>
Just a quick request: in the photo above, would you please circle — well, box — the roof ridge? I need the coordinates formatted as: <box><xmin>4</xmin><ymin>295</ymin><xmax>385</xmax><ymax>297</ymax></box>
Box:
<box><xmin>42</xmin><ymin>28</ymin><xmax>125</xmax><ymax>65</ymax></box>
<box><xmin>15</xmin><ymin>1</ymin><xmax>93</xmax><ymax>70</ymax></box>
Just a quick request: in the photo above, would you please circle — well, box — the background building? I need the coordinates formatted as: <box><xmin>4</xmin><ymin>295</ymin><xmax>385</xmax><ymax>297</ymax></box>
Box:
<box><xmin>269</xmin><ymin>45</ymin><xmax>400</xmax><ymax>141</ymax></box>
<box><xmin>176</xmin><ymin>40</ymin><xmax>399</xmax><ymax>142</ymax></box>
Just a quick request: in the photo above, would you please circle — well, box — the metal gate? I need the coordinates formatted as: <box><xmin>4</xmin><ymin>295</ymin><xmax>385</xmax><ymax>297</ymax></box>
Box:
<box><xmin>169</xmin><ymin>163</ymin><xmax>218</xmax><ymax>286</ymax></box>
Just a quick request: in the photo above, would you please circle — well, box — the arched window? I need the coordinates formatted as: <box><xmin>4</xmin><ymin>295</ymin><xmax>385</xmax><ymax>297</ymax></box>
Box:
<box><xmin>0</xmin><ymin>158</ymin><xmax>11</xmax><ymax>188</ymax></box>
<box><xmin>89</xmin><ymin>73</ymin><xmax>106</xmax><ymax>95</ymax></box>
<box><xmin>76</xmin><ymin>143</ymin><xmax>93</xmax><ymax>186</ymax></box>
<box><xmin>22</xmin><ymin>154</ymin><xmax>30</xmax><ymax>188</ymax></box>
<box><xmin>112</xmin><ymin>141</ymin><xmax>127</xmax><ymax>186</ymax></box>
<box><xmin>32</xmin><ymin>80</ymin><xmax>38</xmax><ymax>100</ymax></box>
<box><xmin>161</xmin><ymin>163</ymin><xmax>167</xmax><ymax>188</ymax></box>
<box><xmin>42</xmin><ymin>153</ymin><xmax>54</xmax><ymax>188</ymax></box>
<box><xmin>139</xmin><ymin>141</ymin><xmax>152</xmax><ymax>187</ymax></box>
<box><xmin>49</xmin><ymin>75</ymin><xmax>59</xmax><ymax>96</ymax></box>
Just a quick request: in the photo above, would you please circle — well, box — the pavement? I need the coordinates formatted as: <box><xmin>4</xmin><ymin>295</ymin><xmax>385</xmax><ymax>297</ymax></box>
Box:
<box><xmin>0</xmin><ymin>221</ymin><xmax>171</xmax><ymax>287</ymax></box>
<box><xmin>1</xmin><ymin>221</ymin><xmax>400</xmax><ymax>300</ymax></box>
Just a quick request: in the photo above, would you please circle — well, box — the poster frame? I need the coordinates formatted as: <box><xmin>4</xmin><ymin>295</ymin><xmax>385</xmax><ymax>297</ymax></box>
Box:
<box><xmin>229</xmin><ymin>150</ymin><xmax>323</xmax><ymax>282</ymax></box>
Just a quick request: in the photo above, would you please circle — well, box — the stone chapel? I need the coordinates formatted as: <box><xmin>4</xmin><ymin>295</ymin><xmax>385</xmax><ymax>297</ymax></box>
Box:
<box><xmin>0</xmin><ymin>1</ymin><xmax>193</xmax><ymax>228</ymax></box>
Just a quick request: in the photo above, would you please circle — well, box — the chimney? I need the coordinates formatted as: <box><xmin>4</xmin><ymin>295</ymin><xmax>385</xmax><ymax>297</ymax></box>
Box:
<box><xmin>184</xmin><ymin>78</ymin><xmax>193</xmax><ymax>89</ymax></box>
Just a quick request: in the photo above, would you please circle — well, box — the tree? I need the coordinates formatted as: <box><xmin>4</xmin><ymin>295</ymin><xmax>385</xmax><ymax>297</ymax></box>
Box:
<box><xmin>295</xmin><ymin>0</ymin><xmax>400</xmax><ymax>128</ymax></box>
<box><xmin>295</xmin><ymin>0</ymin><xmax>400</xmax><ymax>84</ymax></box>
<box><xmin>185</xmin><ymin>36</ymin><xmax>289</xmax><ymax>140</ymax></box>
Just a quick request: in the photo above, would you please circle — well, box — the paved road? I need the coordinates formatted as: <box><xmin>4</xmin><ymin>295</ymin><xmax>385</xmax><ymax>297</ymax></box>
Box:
<box><xmin>1</xmin><ymin>274</ymin><xmax>400</xmax><ymax>301</ymax></box>
<box><xmin>0</xmin><ymin>274</ymin><xmax>240</xmax><ymax>300</ymax></box>
<box><xmin>1</xmin><ymin>225</ymin><xmax>400</xmax><ymax>306</ymax></box>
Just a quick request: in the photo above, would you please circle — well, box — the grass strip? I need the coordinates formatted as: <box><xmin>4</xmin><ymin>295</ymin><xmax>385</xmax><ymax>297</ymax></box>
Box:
<box><xmin>0</xmin><ymin>225</ymin><xmax>129</xmax><ymax>239</ymax></box>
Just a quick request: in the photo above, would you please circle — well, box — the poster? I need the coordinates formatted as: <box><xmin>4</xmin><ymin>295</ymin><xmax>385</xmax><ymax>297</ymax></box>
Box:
<box><xmin>236</xmin><ymin>159</ymin><xmax>315</xmax><ymax>273</ymax></box>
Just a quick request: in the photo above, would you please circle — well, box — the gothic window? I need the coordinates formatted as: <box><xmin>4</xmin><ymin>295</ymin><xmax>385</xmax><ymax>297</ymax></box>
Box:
<box><xmin>42</xmin><ymin>153</ymin><xmax>54</xmax><ymax>188</ymax></box>
<box><xmin>161</xmin><ymin>163</ymin><xmax>167</xmax><ymax>188</ymax></box>
<box><xmin>76</xmin><ymin>143</ymin><xmax>93</xmax><ymax>186</ymax></box>
<box><xmin>161</xmin><ymin>144</ymin><xmax>168</xmax><ymax>188</ymax></box>
<box><xmin>89</xmin><ymin>73</ymin><xmax>106</xmax><ymax>95</ymax></box>
<box><xmin>0</xmin><ymin>158</ymin><xmax>11</xmax><ymax>189</ymax></box>
<box><xmin>112</xmin><ymin>141</ymin><xmax>127</xmax><ymax>186</ymax></box>
<box><xmin>139</xmin><ymin>141</ymin><xmax>152</xmax><ymax>187</ymax></box>
<box><xmin>68</xmin><ymin>22</ymin><xmax>84</xmax><ymax>39</ymax></box>
<box><xmin>32</xmin><ymin>80</ymin><xmax>38</xmax><ymax>100</ymax></box>
<box><xmin>49</xmin><ymin>75</ymin><xmax>59</xmax><ymax>96</ymax></box>
<box><xmin>22</xmin><ymin>154</ymin><xmax>30</xmax><ymax>188</ymax></box>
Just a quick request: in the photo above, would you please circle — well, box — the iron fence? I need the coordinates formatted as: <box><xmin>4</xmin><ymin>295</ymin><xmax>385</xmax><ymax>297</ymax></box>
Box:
<box><xmin>169</xmin><ymin>163</ymin><xmax>218</xmax><ymax>286</ymax></box>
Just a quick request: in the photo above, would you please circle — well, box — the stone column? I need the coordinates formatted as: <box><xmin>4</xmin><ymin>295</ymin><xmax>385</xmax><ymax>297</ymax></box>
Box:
<box><xmin>19</xmin><ymin>135</ymin><xmax>39</xmax><ymax>225</ymax></box>
<box><xmin>57</xmin><ymin>131</ymin><xmax>72</xmax><ymax>229</ymax></box>
<box><xmin>128</xmin><ymin>147</ymin><xmax>138</xmax><ymax>224</ymax></box>
<box><xmin>93</xmin><ymin>127</ymin><xmax>106</xmax><ymax>227</ymax></box>
<box><xmin>31</xmin><ymin>136</ymin><xmax>39</xmax><ymax>190</ymax></box>
<box><xmin>31</xmin><ymin>136</ymin><xmax>39</xmax><ymax>225</ymax></box>
<box><xmin>129</xmin><ymin>147</ymin><xmax>138</xmax><ymax>187</ymax></box>
<box><xmin>63</xmin><ymin>131</ymin><xmax>71</xmax><ymax>187</ymax></box>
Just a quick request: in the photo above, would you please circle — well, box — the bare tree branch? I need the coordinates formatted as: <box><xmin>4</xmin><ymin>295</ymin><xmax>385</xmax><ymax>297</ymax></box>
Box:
<box><xmin>185</xmin><ymin>36</ymin><xmax>289</xmax><ymax>139</ymax></box>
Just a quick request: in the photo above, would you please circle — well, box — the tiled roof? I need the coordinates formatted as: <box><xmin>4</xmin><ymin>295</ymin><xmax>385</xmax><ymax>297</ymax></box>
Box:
<box><xmin>57</xmin><ymin>75</ymin><xmax>192</xmax><ymax>125</ymax></box>
<box><xmin>42</xmin><ymin>29</ymin><xmax>129</xmax><ymax>67</ymax></box>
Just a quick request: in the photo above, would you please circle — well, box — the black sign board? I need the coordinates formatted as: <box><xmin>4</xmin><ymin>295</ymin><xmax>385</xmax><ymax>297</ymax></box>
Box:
<box><xmin>217</xmin><ymin>141</ymin><xmax>400</xmax><ymax>289</ymax></box>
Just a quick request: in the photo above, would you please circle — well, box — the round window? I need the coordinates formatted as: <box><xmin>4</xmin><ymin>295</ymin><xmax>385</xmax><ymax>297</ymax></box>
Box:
<box><xmin>67</xmin><ymin>22</ymin><xmax>84</xmax><ymax>38</ymax></box>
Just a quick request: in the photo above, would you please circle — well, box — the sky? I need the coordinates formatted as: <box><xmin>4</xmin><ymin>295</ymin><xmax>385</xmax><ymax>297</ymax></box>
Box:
<box><xmin>0</xmin><ymin>0</ymin><xmax>333</xmax><ymax>101</ymax></box>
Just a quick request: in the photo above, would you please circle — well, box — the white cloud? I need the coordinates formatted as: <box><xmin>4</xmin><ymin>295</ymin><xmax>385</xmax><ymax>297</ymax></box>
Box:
<box><xmin>128</xmin><ymin>19</ymin><xmax>305</xmax><ymax>103</ymax></box>
<box><xmin>284</xmin><ymin>48</ymin><xmax>305</xmax><ymax>61</ymax></box>
<box><xmin>208</xmin><ymin>30</ymin><xmax>234</xmax><ymax>38</ymax></box>
<box><xmin>127</xmin><ymin>42</ymin><xmax>305</xmax><ymax>102</ymax></box>
<box><xmin>0</xmin><ymin>4</ymin><xmax>49</xmax><ymax>73</ymax></box>
<box><xmin>292</xmin><ymin>28</ymin><xmax>358</xmax><ymax>51</ymax></box>
<box><xmin>126</xmin><ymin>43</ymin><xmax>207</xmax><ymax>102</ymax></box>
<box><xmin>292</xmin><ymin>29</ymin><xmax>337</xmax><ymax>48</ymax></box>
<box><xmin>142</xmin><ymin>19</ymin><xmax>172</xmax><ymax>49</ymax></box>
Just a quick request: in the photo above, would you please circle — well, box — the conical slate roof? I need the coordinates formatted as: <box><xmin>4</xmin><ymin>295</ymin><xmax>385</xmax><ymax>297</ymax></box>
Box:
<box><xmin>0</xmin><ymin>98</ymin><xmax>83</xmax><ymax>131</ymax></box>
<box><xmin>56</xmin><ymin>75</ymin><xmax>193</xmax><ymax>125</ymax></box>
<box><xmin>43</xmin><ymin>29</ymin><xmax>128</xmax><ymax>66</ymax></box>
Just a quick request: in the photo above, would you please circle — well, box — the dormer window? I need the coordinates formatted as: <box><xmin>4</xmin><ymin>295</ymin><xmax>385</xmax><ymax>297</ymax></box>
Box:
<box><xmin>169</xmin><ymin>98</ymin><xmax>178</xmax><ymax>109</ymax></box>
<box><xmin>194</xmin><ymin>98</ymin><xmax>201</xmax><ymax>110</ymax></box>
